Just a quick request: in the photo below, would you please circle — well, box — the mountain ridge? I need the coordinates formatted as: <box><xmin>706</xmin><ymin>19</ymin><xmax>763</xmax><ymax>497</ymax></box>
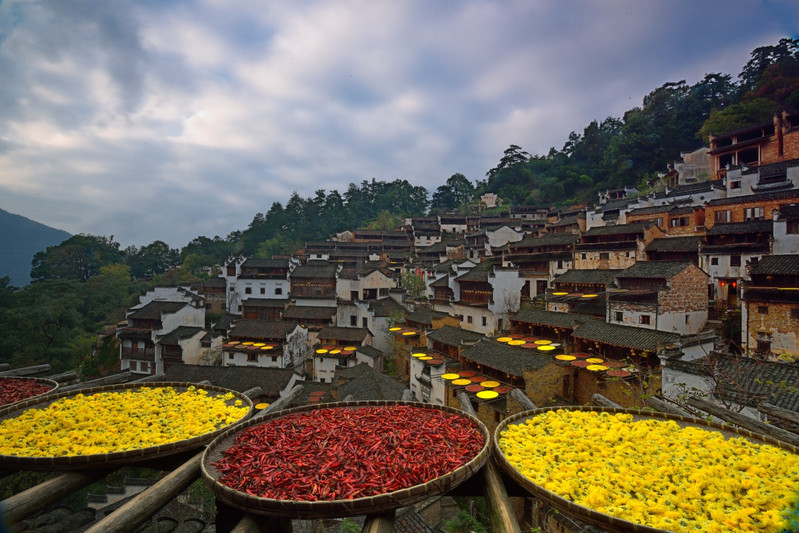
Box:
<box><xmin>0</xmin><ymin>208</ymin><xmax>72</xmax><ymax>287</ymax></box>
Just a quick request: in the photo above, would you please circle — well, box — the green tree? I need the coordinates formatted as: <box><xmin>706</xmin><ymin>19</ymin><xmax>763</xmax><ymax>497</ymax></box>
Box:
<box><xmin>431</xmin><ymin>173</ymin><xmax>476</xmax><ymax>211</ymax></box>
<box><xmin>697</xmin><ymin>98</ymin><xmax>780</xmax><ymax>143</ymax></box>
<box><xmin>401</xmin><ymin>270</ymin><xmax>426</xmax><ymax>300</ymax></box>
<box><xmin>30</xmin><ymin>235</ymin><xmax>123</xmax><ymax>283</ymax></box>
<box><xmin>126</xmin><ymin>241</ymin><xmax>180</xmax><ymax>279</ymax></box>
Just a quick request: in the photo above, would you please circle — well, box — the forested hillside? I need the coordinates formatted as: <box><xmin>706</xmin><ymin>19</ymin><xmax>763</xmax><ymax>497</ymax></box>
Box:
<box><xmin>1</xmin><ymin>38</ymin><xmax>798</xmax><ymax>374</ymax></box>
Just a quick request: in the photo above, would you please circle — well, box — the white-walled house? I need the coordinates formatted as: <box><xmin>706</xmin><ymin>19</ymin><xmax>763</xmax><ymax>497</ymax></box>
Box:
<box><xmin>223</xmin><ymin>258</ymin><xmax>296</xmax><ymax>315</ymax></box>
<box><xmin>336</xmin><ymin>266</ymin><xmax>398</xmax><ymax>302</ymax></box>
<box><xmin>118</xmin><ymin>300</ymin><xmax>206</xmax><ymax>375</ymax></box>
<box><xmin>223</xmin><ymin>320</ymin><xmax>308</xmax><ymax>373</ymax></box>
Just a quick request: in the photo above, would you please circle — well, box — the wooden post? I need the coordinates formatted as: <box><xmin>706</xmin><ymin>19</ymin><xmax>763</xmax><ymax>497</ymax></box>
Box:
<box><xmin>361</xmin><ymin>511</ymin><xmax>396</xmax><ymax>533</ymax></box>
<box><xmin>458</xmin><ymin>392</ymin><xmax>521</xmax><ymax>533</ymax></box>
<box><xmin>687</xmin><ymin>396</ymin><xmax>799</xmax><ymax>448</ymax></box>
<box><xmin>2</xmin><ymin>470</ymin><xmax>113</xmax><ymax>525</ymax></box>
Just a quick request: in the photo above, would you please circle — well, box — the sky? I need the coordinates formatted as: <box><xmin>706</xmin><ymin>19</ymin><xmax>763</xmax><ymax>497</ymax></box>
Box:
<box><xmin>1</xmin><ymin>0</ymin><xmax>798</xmax><ymax>250</ymax></box>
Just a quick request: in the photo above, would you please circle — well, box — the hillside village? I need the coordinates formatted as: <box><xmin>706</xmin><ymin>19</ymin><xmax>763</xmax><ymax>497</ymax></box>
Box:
<box><xmin>115</xmin><ymin>113</ymin><xmax>799</xmax><ymax>436</ymax></box>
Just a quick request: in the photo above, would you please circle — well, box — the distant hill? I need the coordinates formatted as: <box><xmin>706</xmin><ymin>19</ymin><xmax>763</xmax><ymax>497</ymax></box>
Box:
<box><xmin>0</xmin><ymin>208</ymin><xmax>71</xmax><ymax>287</ymax></box>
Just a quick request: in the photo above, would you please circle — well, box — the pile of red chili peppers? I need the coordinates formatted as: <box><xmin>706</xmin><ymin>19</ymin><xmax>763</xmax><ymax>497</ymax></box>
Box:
<box><xmin>0</xmin><ymin>378</ymin><xmax>54</xmax><ymax>407</ymax></box>
<box><xmin>213</xmin><ymin>405</ymin><xmax>485</xmax><ymax>501</ymax></box>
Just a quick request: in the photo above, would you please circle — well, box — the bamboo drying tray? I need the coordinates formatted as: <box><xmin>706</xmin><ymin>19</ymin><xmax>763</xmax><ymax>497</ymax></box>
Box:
<box><xmin>493</xmin><ymin>406</ymin><xmax>799</xmax><ymax>533</ymax></box>
<box><xmin>202</xmin><ymin>400</ymin><xmax>490</xmax><ymax>518</ymax></box>
<box><xmin>0</xmin><ymin>376</ymin><xmax>59</xmax><ymax>408</ymax></box>
<box><xmin>0</xmin><ymin>381</ymin><xmax>252</xmax><ymax>470</ymax></box>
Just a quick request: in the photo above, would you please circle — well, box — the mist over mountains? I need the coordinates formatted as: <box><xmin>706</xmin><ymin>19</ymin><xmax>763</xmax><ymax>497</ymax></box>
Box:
<box><xmin>0</xmin><ymin>208</ymin><xmax>71</xmax><ymax>287</ymax></box>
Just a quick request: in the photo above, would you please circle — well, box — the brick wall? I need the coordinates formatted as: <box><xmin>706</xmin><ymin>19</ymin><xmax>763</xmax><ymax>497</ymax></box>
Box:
<box><xmin>746</xmin><ymin>300</ymin><xmax>799</xmax><ymax>357</ymax></box>
<box><xmin>659</xmin><ymin>265</ymin><xmax>709</xmax><ymax>314</ymax></box>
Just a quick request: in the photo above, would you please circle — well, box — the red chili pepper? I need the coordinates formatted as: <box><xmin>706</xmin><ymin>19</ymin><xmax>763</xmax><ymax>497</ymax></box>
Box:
<box><xmin>212</xmin><ymin>405</ymin><xmax>484</xmax><ymax>501</ymax></box>
<box><xmin>0</xmin><ymin>378</ymin><xmax>54</xmax><ymax>406</ymax></box>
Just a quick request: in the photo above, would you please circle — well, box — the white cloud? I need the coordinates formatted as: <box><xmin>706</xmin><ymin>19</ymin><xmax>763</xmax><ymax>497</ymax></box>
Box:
<box><xmin>1</xmin><ymin>0</ymin><xmax>798</xmax><ymax>248</ymax></box>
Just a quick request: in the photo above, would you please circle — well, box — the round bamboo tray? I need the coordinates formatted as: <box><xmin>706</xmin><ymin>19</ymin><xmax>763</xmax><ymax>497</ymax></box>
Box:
<box><xmin>493</xmin><ymin>406</ymin><xmax>799</xmax><ymax>533</ymax></box>
<box><xmin>0</xmin><ymin>376</ymin><xmax>59</xmax><ymax>408</ymax></box>
<box><xmin>0</xmin><ymin>382</ymin><xmax>252</xmax><ymax>470</ymax></box>
<box><xmin>202</xmin><ymin>400</ymin><xmax>490</xmax><ymax>518</ymax></box>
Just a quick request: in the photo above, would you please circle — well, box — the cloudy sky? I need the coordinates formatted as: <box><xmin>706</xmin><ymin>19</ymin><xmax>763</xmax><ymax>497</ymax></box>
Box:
<box><xmin>1</xmin><ymin>0</ymin><xmax>797</xmax><ymax>249</ymax></box>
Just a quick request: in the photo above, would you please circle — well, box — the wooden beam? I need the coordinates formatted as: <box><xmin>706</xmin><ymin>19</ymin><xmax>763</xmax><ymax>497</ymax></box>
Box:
<box><xmin>84</xmin><ymin>452</ymin><xmax>203</xmax><ymax>533</ymax></box>
<box><xmin>458</xmin><ymin>392</ymin><xmax>521</xmax><ymax>533</ymax></box>
<box><xmin>44</xmin><ymin>371</ymin><xmax>79</xmax><ymax>383</ymax></box>
<box><xmin>646</xmin><ymin>396</ymin><xmax>693</xmax><ymax>417</ymax></box>
<box><xmin>509</xmin><ymin>388</ymin><xmax>537</xmax><ymax>410</ymax></box>
<box><xmin>241</xmin><ymin>386</ymin><xmax>264</xmax><ymax>399</ymax></box>
<box><xmin>759</xmin><ymin>402</ymin><xmax>799</xmax><ymax>427</ymax></box>
<box><xmin>0</xmin><ymin>364</ymin><xmax>51</xmax><ymax>377</ymax></box>
<box><xmin>132</xmin><ymin>373</ymin><xmax>167</xmax><ymax>383</ymax></box>
<box><xmin>591</xmin><ymin>394</ymin><xmax>623</xmax><ymax>409</ymax></box>
<box><xmin>59</xmin><ymin>371</ymin><xmax>133</xmax><ymax>392</ymax></box>
<box><xmin>249</xmin><ymin>385</ymin><xmax>304</xmax><ymax>421</ymax></box>
<box><xmin>2</xmin><ymin>470</ymin><xmax>113</xmax><ymax>525</ymax></box>
<box><xmin>230</xmin><ymin>514</ymin><xmax>291</xmax><ymax>533</ymax></box>
<box><xmin>686</xmin><ymin>396</ymin><xmax>799</xmax><ymax>448</ymax></box>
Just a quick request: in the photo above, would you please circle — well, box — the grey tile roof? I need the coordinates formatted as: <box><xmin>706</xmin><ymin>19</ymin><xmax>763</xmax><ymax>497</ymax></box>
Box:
<box><xmin>242</xmin><ymin>298</ymin><xmax>289</xmax><ymax>308</ymax></box>
<box><xmin>405</xmin><ymin>307</ymin><xmax>448</xmax><ymax>325</ymax></box>
<box><xmin>509</xmin><ymin>233</ymin><xmax>579</xmax><ymax>249</ymax></box>
<box><xmin>282</xmin><ymin>305</ymin><xmax>336</xmax><ymax>320</ymax></box>
<box><xmin>712</xmin><ymin>355</ymin><xmax>799</xmax><ymax>412</ymax></box>
<box><xmin>455</xmin><ymin>261</ymin><xmax>495</xmax><ymax>283</ymax></box>
<box><xmin>706</xmin><ymin>189</ymin><xmax>799</xmax><ymax>207</ymax></box>
<box><xmin>461</xmin><ymin>339</ymin><xmax>552</xmax><ymax>375</ymax></box>
<box><xmin>664</xmin><ymin>180</ymin><xmax>722</xmax><ymax>197</ymax></box>
<box><xmin>426</xmin><ymin>325</ymin><xmax>484</xmax><ymax>347</ymax></box>
<box><xmin>336</xmin><ymin>363</ymin><xmax>407</xmax><ymax>400</ymax></box>
<box><xmin>241</xmin><ymin>258</ymin><xmax>290</xmax><ymax>269</ymax></box>
<box><xmin>645</xmin><ymin>236</ymin><xmax>702</xmax><ymax>252</ymax></box>
<box><xmin>582</xmin><ymin>222</ymin><xmax>655</xmax><ymax>237</ymax></box>
<box><xmin>368</xmin><ymin>297</ymin><xmax>407</xmax><ymax>318</ymax></box>
<box><xmin>355</xmin><ymin>345</ymin><xmax>384</xmax><ymax>359</ymax></box>
<box><xmin>777</xmin><ymin>204</ymin><xmax>799</xmax><ymax>219</ymax></box>
<box><xmin>157</xmin><ymin>326</ymin><xmax>205</xmax><ymax>344</ymax></box>
<box><xmin>626</xmin><ymin>205</ymin><xmax>672</xmax><ymax>217</ymax></box>
<box><xmin>291</xmin><ymin>261</ymin><xmax>338</xmax><ymax>278</ymax></box>
<box><xmin>129</xmin><ymin>301</ymin><xmax>188</xmax><ymax>320</ymax></box>
<box><xmin>317</xmin><ymin>326</ymin><xmax>370</xmax><ymax>343</ymax></box>
<box><xmin>706</xmin><ymin>220</ymin><xmax>773</xmax><ymax>235</ymax></box>
<box><xmin>743</xmin><ymin>288</ymin><xmax>799</xmax><ymax>304</ymax></box>
<box><xmin>162</xmin><ymin>364</ymin><xmax>295</xmax><ymax>396</ymax></box>
<box><xmin>230</xmin><ymin>319</ymin><xmax>300</xmax><ymax>339</ymax></box>
<box><xmin>511</xmin><ymin>308</ymin><xmax>589</xmax><ymax>329</ymax></box>
<box><xmin>615</xmin><ymin>261</ymin><xmax>695</xmax><ymax>279</ymax></box>
<box><xmin>571</xmin><ymin>321</ymin><xmax>681</xmax><ymax>352</ymax></box>
<box><xmin>554</xmin><ymin>269</ymin><xmax>622</xmax><ymax>285</ymax></box>
<box><xmin>750</xmin><ymin>254</ymin><xmax>799</xmax><ymax>276</ymax></box>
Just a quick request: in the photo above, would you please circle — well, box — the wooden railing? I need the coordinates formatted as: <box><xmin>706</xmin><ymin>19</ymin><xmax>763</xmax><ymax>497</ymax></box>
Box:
<box><xmin>2</xmin><ymin>370</ymin><xmax>799</xmax><ymax>532</ymax></box>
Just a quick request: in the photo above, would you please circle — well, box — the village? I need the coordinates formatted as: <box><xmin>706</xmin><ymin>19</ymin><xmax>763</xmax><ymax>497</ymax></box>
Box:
<box><xmin>115</xmin><ymin>113</ymin><xmax>799</xmax><ymax>438</ymax></box>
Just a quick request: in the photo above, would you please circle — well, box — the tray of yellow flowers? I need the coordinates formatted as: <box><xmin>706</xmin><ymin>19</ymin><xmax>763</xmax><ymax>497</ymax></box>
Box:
<box><xmin>494</xmin><ymin>407</ymin><xmax>799</xmax><ymax>533</ymax></box>
<box><xmin>0</xmin><ymin>382</ymin><xmax>252</xmax><ymax>470</ymax></box>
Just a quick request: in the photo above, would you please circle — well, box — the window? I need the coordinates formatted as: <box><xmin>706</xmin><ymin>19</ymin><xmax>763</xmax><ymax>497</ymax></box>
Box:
<box><xmin>362</xmin><ymin>317</ymin><xmax>368</xmax><ymax>328</ymax></box>
<box><xmin>758</xmin><ymin>306</ymin><xmax>768</xmax><ymax>314</ymax></box>
<box><xmin>247</xmin><ymin>352</ymin><xmax>258</xmax><ymax>362</ymax></box>
<box><xmin>481</xmin><ymin>316</ymin><xmax>487</xmax><ymax>327</ymax></box>
<box><xmin>787</xmin><ymin>220</ymin><xmax>799</xmax><ymax>234</ymax></box>
<box><xmin>639</xmin><ymin>315</ymin><xmax>651</xmax><ymax>325</ymax></box>
<box><xmin>745</xmin><ymin>207</ymin><xmax>765</xmax><ymax>221</ymax></box>
<box><xmin>581</xmin><ymin>253</ymin><xmax>587</xmax><ymax>260</ymax></box>
<box><xmin>715</xmin><ymin>210</ymin><xmax>730</xmax><ymax>223</ymax></box>
<box><xmin>350</xmin><ymin>315</ymin><xmax>357</xmax><ymax>326</ymax></box>
<box><xmin>275</xmin><ymin>287</ymin><xmax>283</xmax><ymax>295</ymax></box>
<box><xmin>615</xmin><ymin>312</ymin><xmax>623</xmax><ymax>322</ymax></box>
<box><xmin>731</xmin><ymin>255</ymin><xmax>741</xmax><ymax>267</ymax></box>
<box><xmin>467</xmin><ymin>316</ymin><xmax>473</xmax><ymax>324</ymax></box>
<box><xmin>260</xmin><ymin>287</ymin><xmax>266</xmax><ymax>295</ymax></box>
<box><xmin>228</xmin><ymin>353</ymin><xmax>234</xmax><ymax>360</ymax></box>
<box><xmin>710</xmin><ymin>257</ymin><xmax>719</xmax><ymax>266</ymax></box>
<box><xmin>730</xmin><ymin>181</ymin><xmax>741</xmax><ymax>189</ymax></box>
<box><xmin>599</xmin><ymin>252</ymin><xmax>609</xmax><ymax>260</ymax></box>
<box><xmin>756</xmin><ymin>339</ymin><xmax>771</xmax><ymax>354</ymax></box>
<box><xmin>245</xmin><ymin>287</ymin><xmax>252</xmax><ymax>294</ymax></box>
